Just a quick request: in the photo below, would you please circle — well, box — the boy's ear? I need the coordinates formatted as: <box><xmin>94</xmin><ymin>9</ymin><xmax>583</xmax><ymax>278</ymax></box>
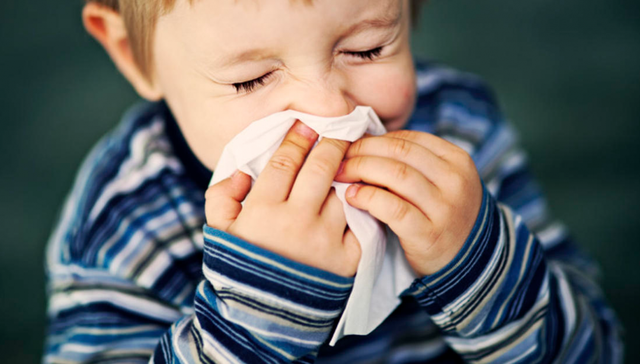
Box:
<box><xmin>82</xmin><ymin>2</ymin><xmax>163</xmax><ymax>101</ymax></box>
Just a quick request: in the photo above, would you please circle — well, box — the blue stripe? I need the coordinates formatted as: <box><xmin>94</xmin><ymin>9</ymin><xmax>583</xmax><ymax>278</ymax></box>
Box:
<box><xmin>44</xmin><ymin>63</ymin><xmax>623</xmax><ymax>364</ymax></box>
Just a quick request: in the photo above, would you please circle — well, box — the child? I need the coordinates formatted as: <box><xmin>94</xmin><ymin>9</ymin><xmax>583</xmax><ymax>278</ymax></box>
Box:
<box><xmin>44</xmin><ymin>0</ymin><xmax>623</xmax><ymax>362</ymax></box>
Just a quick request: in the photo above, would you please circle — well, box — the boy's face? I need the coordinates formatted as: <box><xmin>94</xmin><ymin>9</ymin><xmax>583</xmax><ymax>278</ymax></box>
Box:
<box><xmin>153</xmin><ymin>0</ymin><xmax>416</xmax><ymax>170</ymax></box>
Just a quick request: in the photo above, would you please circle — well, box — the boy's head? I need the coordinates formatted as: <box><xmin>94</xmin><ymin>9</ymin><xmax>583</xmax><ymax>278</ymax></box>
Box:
<box><xmin>84</xmin><ymin>0</ymin><xmax>420</xmax><ymax>169</ymax></box>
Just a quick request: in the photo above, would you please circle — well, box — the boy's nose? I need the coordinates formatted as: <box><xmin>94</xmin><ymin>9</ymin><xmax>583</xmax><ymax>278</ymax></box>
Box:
<box><xmin>284</xmin><ymin>75</ymin><xmax>356</xmax><ymax>118</ymax></box>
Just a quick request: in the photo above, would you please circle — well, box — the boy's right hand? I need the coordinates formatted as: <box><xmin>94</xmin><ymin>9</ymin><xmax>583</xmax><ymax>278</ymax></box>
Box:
<box><xmin>205</xmin><ymin>121</ymin><xmax>361</xmax><ymax>277</ymax></box>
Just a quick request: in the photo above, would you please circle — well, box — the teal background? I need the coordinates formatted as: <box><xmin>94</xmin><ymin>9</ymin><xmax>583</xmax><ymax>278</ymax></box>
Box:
<box><xmin>1</xmin><ymin>0</ymin><xmax>638</xmax><ymax>362</ymax></box>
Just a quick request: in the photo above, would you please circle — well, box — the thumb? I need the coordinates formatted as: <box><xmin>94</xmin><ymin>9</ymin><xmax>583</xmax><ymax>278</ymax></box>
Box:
<box><xmin>205</xmin><ymin>171</ymin><xmax>252</xmax><ymax>230</ymax></box>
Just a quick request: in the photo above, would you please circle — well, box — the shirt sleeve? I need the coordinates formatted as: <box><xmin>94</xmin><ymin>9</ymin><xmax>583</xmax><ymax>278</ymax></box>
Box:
<box><xmin>44</xmin><ymin>226</ymin><xmax>352</xmax><ymax>364</ymax></box>
<box><xmin>404</xmin><ymin>67</ymin><xmax>624</xmax><ymax>363</ymax></box>
<box><xmin>151</xmin><ymin>227</ymin><xmax>354</xmax><ymax>363</ymax></box>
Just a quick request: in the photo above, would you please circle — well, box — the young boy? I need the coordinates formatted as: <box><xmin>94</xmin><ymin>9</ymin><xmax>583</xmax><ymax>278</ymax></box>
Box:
<box><xmin>45</xmin><ymin>0</ymin><xmax>623</xmax><ymax>362</ymax></box>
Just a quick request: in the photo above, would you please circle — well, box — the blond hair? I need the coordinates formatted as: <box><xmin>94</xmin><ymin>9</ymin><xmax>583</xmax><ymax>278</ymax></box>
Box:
<box><xmin>88</xmin><ymin>0</ymin><xmax>424</xmax><ymax>82</ymax></box>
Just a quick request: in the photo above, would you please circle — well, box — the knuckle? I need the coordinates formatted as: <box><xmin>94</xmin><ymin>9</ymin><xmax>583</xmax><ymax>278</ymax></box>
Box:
<box><xmin>280</xmin><ymin>138</ymin><xmax>308</xmax><ymax>158</ymax></box>
<box><xmin>393</xmin><ymin>162</ymin><xmax>410</xmax><ymax>181</ymax></box>
<box><xmin>389</xmin><ymin>198</ymin><xmax>409</xmax><ymax>222</ymax></box>
<box><xmin>389</xmin><ymin>138</ymin><xmax>412</xmax><ymax>159</ymax></box>
<box><xmin>324</xmin><ymin>138</ymin><xmax>350</xmax><ymax>155</ymax></box>
<box><xmin>268</xmin><ymin>153</ymin><xmax>299</xmax><ymax>173</ymax></box>
<box><xmin>308</xmin><ymin>157</ymin><xmax>335</xmax><ymax>176</ymax></box>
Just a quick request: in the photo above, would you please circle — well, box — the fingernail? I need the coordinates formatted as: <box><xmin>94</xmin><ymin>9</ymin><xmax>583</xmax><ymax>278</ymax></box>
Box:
<box><xmin>292</xmin><ymin>121</ymin><xmax>317</xmax><ymax>140</ymax></box>
<box><xmin>337</xmin><ymin>161</ymin><xmax>345</xmax><ymax>175</ymax></box>
<box><xmin>231</xmin><ymin>170</ymin><xmax>240</xmax><ymax>180</ymax></box>
<box><xmin>346</xmin><ymin>184</ymin><xmax>360</xmax><ymax>199</ymax></box>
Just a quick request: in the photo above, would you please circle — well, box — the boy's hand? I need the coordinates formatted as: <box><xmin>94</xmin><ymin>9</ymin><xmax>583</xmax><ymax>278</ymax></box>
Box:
<box><xmin>335</xmin><ymin>130</ymin><xmax>483</xmax><ymax>277</ymax></box>
<box><xmin>205</xmin><ymin>121</ymin><xmax>361</xmax><ymax>277</ymax></box>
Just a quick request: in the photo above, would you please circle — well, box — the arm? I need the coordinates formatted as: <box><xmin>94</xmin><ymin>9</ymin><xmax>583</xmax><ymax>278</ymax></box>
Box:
<box><xmin>45</xmin><ymin>119</ymin><xmax>357</xmax><ymax>364</ymax></box>
<box><xmin>403</xmin><ymin>70</ymin><xmax>624</xmax><ymax>363</ymax></box>
<box><xmin>153</xmin><ymin>227</ymin><xmax>353</xmax><ymax>363</ymax></box>
<box><xmin>45</xmin><ymin>227</ymin><xmax>352</xmax><ymax>364</ymax></box>
<box><xmin>335</xmin><ymin>65</ymin><xmax>623</xmax><ymax>362</ymax></box>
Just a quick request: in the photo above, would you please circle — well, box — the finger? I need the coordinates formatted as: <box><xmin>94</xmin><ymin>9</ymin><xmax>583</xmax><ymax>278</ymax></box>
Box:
<box><xmin>345</xmin><ymin>184</ymin><xmax>432</xmax><ymax>244</ymax></box>
<box><xmin>345</xmin><ymin>135</ymin><xmax>450</xmax><ymax>183</ymax></box>
<box><xmin>289</xmin><ymin>138</ymin><xmax>350</xmax><ymax>211</ymax></box>
<box><xmin>320</xmin><ymin>188</ymin><xmax>347</xmax><ymax>231</ymax></box>
<box><xmin>335</xmin><ymin>156</ymin><xmax>441</xmax><ymax>217</ymax></box>
<box><xmin>340</xmin><ymin>228</ymin><xmax>361</xmax><ymax>277</ymax></box>
<box><xmin>382</xmin><ymin>132</ymin><xmax>481</xmax><ymax>202</ymax></box>
<box><xmin>205</xmin><ymin>171</ymin><xmax>252</xmax><ymax>230</ymax></box>
<box><xmin>383</xmin><ymin>129</ymin><xmax>469</xmax><ymax>163</ymax></box>
<box><xmin>247</xmin><ymin>121</ymin><xmax>318</xmax><ymax>204</ymax></box>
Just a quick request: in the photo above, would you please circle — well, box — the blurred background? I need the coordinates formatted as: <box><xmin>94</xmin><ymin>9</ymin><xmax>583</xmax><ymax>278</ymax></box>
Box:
<box><xmin>1</xmin><ymin>0</ymin><xmax>639</xmax><ymax>362</ymax></box>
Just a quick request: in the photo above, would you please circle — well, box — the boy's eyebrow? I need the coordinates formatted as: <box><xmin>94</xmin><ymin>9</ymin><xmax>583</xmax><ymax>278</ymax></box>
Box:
<box><xmin>217</xmin><ymin>9</ymin><xmax>402</xmax><ymax>69</ymax></box>
<box><xmin>341</xmin><ymin>10</ymin><xmax>402</xmax><ymax>38</ymax></box>
<box><xmin>218</xmin><ymin>48</ymin><xmax>277</xmax><ymax>69</ymax></box>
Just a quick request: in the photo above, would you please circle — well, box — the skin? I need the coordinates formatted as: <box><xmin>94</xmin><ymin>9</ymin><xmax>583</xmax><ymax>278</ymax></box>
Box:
<box><xmin>152</xmin><ymin>0</ymin><xmax>416</xmax><ymax>168</ymax></box>
<box><xmin>82</xmin><ymin>0</ymin><xmax>483</xmax><ymax>278</ymax></box>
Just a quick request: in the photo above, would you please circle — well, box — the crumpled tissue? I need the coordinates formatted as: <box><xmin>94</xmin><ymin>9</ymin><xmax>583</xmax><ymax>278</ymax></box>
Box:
<box><xmin>209</xmin><ymin>106</ymin><xmax>417</xmax><ymax>345</ymax></box>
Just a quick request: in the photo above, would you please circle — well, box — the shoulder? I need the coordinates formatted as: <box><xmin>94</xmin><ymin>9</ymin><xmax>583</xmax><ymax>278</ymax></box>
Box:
<box><xmin>408</xmin><ymin>61</ymin><xmax>515</xmax><ymax>162</ymax></box>
<box><xmin>409</xmin><ymin>60</ymin><xmax>504</xmax><ymax>130</ymax></box>
<box><xmin>46</xmin><ymin>101</ymin><xmax>205</xmax><ymax>278</ymax></box>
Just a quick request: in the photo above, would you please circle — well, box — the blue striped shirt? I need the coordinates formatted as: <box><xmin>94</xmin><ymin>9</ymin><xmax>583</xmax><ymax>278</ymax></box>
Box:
<box><xmin>44</xmin><ymin>63</ymin><xmax>624</xmax><ymax>363</ymax></box>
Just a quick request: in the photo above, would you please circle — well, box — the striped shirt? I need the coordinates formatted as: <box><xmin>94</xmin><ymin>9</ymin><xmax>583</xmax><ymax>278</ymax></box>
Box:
<box><xmin>44</xmin><ymin>62</ymin><xmax>624</xmax><ymax>363</ymax></box>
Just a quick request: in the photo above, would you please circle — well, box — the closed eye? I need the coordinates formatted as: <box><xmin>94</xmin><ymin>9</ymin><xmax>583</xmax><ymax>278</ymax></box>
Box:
<box><xmin>231</xmin><ymin>47</ymin><xmax>383</xmax><ymax>93</ymax></box>
<box><xmin>344</xmin><ymin>47</ymin><xmax>384</xmax><ymax>60</ymax></box>
<box><xmin>232</xmin><ymin>71</ymin><xmax>274</xmax><ymax>93</ymax></box>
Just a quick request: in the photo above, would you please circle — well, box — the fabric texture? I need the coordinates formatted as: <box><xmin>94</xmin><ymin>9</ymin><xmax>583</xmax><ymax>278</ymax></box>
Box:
<box><xmin>44</xmin><ymin>62</ymin><xmax>624</xmax><ymax>363</ymax></box>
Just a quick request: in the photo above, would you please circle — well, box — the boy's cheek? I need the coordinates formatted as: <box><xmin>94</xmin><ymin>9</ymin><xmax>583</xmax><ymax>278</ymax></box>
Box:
<box><xmin>381</xmin><ymin>81</ymin><xmax>416</xmax><ymax>131</ymax></box>
<box><xmin>354</xmin><ymin>68</ymin><xmax>416</xmax><ymax>131</ymax></box>
<box><xmin>169</xmin><ymin>103</ymin><xmax>255</xmax><ymax>171</ymax></box>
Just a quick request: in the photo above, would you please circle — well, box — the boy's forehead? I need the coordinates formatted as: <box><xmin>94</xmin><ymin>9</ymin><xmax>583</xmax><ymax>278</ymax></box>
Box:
<box><xmin>168</xmin><ymin>0</ymin><xmax>401</xmax><ymax>35</ymax></box>
<box><xmin>167</xmin><ymin>0</ymin><xmax>403</xmax><ymax>63</ymax></box>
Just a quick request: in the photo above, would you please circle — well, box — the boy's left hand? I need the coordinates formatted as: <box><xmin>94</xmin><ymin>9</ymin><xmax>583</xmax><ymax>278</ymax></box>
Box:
<box><xmin>335</xmin><ymin>130</ymin><xmax>483</xmax><ymax>277</ymax></box>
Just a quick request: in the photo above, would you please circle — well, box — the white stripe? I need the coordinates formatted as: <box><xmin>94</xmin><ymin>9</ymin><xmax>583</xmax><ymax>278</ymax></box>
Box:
<box><xmin>50</xmin><ymin>289</ymin><xmax>182</xmax><ymax>322</ymax></box>
<box><xmin>551</xmin><ymin>264</ymin><xmax>577</xmax><ymax>349</ymax></box>
<box><xmin>446</xmin><ymin>289</ymin><xmax>548</xmax><ymax>351</ymax></box>
<box><xmin>416</xmin><ymin>67</ymin><xmax>482</xmax><ymax>93</ymax></box>
<box><xmin>110</xmin><ymin>206</ymin><xmax>182</xmax><ymax>276</ymax></box>
<box><xmin>65</xmin><ymin>325</ymin><xmax>162</xmax><ymax>336</ymax></box>
<box><xmin>503</xmin><ymin>340</ymin><xmax>538</xmax><ymax>363</ymax></box>
<box><xmin>536</xmin><ymin>222</ymin><xmax>567</xmax><ymax>248</ymax></box>
<box><xmin>94</xmin><ymin>192</ymin><xmax>181</xmax><ymax>268</ymax></box>
<box><xmin>205</xmin><ymin>232</ymin><xmax>352</xmax><ymax>289</ymax></box>
<box><xmin>88</xmin><ymin>119</ymin><xmax>181</xmax><ymax>223</ymax></box>
<box><xmin>137</xmin><ymin>252</ymin><xmax>173</xmax><ymax>287</ymax></box>
<box><xmin>204</xmin><ymin>245</ymin><xmax>345</xmax><ymax>300</ymax></box>
<box><xmin>430</xmin><ymin>213</ymin><xmax>508</xmax><ymax>326</ymax></box>
<box><xmin>217</xmin><ymin>301</ymin><xmax>323</xmax><ymax>346</ymax></box>
<box><xmin>204</xmin><ymin>268</ymin><xmax>341</xmax><ymax>319</ymax></box>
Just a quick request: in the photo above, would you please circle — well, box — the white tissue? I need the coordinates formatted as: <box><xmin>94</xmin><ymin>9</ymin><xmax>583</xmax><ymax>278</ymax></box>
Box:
<box><xmin>210</xmin><ymin>106</ymin><xmax>417</xmax><ymax>346</ymax></box>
